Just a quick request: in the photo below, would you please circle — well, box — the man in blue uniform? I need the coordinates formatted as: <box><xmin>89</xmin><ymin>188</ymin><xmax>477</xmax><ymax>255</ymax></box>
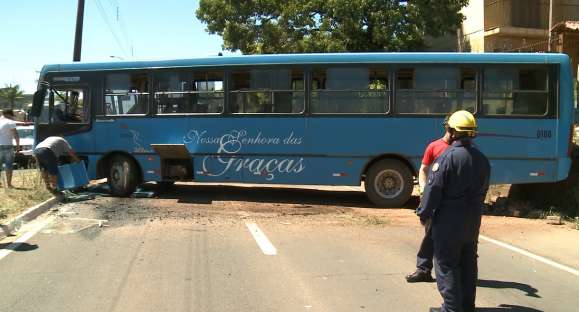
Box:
<box><xmin>416</xmin><ymin>110</ymin><xmax>490</xmax><ymax>312</ymax></box>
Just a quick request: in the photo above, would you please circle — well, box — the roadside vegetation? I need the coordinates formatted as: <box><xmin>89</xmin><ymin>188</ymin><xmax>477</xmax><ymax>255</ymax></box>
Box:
<box><xmin>0</xmin><ymin>169</ymin><xmax>51</xmax><ymax>223</ymax></box>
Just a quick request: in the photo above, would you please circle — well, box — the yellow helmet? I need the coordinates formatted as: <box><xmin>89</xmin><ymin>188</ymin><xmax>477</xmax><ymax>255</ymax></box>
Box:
<box><xmin>447</xmin><ymin>110</ymin><xmax>477</xmax><ymax>136</ymax></box>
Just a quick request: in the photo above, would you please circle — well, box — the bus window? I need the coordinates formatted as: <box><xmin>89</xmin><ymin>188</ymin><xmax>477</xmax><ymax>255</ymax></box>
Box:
<box><xmin>396</xmin><ymin>66</ymin><xmax>475</xmax><ymax>114</ymax></box>
<box><xmin>51</xmin><ymin>89</ymin><xmax>89</xmax><ymax>123</ymax></box>
<box><xmin>192</xmin><ymin>71</ymin><xmax>224</xmax><ymax>113</ymax></box>
<box><xmin>310</xmin><ymin>67</ymin><xmax>389</xmax><ymax>114</ymax></box>
<box><xmin>229</xmin><ymin>68</ymin><xmax>304</xmax><ymax>114</ymax></box>
<box><xmin>154</xmin><ymin>71</ymin><xmax>188</xmax><ymax>114</ymax></box>
<box><xmin>105</xmin><ymin>73</ymin><xmax>149</xmax><ymax>115</ymax></box>
<box><xmin>483</xmin><ymin>67</ymin><xmax>548</xmax><ymax>116</ymax></box>
<box><xmin>154</xmin><ymin>70</ymin><xmax>224</xmax><ymax>114</ymax></box>
<box><xmin>38</xmin><ymin>88</ymin><xmax>89</xmax><ymax>124</ymax></box>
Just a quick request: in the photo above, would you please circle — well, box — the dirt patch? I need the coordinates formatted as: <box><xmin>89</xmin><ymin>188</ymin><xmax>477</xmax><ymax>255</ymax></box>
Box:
<box><xmin>501</xmin><ymin>149</ymin><xmax>579</xmax><ymax>218</ymax></box>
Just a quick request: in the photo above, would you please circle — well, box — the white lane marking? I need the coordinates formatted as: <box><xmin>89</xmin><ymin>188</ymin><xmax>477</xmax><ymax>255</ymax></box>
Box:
<box><xmin>245</xmin><ymin>222</ymin><xmax>277</xmax><ymax>256</ymax></box>
<box><xmin>0</xmin><ymin>216</ymin><xmax>54</xmax><ymax>261</ymax></box>
<box><xmin>480</xmin><ymin>234</ymin><xmax>579</xmax><ymax>277</ymax></box>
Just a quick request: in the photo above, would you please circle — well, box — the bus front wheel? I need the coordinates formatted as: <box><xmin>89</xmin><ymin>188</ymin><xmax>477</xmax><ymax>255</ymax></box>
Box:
<box><xmin>364</xmin><ymin>159</ymin><xmax>413</xmax><ymax>207</ymax></box>
<box><xmin>108</xmin><ymin>155</ymin><xmax>139</xmax><ymax>197</ymax></box>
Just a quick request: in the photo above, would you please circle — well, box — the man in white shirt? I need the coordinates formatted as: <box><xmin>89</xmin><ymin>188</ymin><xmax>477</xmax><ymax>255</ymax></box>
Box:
<box><xmin>0</xmin><ymin>109</ymin><xmax>20</xmax><ymax>188</ymax></box>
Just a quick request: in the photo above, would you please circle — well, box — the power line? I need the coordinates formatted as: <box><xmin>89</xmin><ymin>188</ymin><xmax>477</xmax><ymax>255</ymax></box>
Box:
<box><xmin>93</xmin><ymin>0</ymin><xmax>129</xmax><ymax>58</ymax></box>
<box><xmin>115</xmin><ymin>5</ymin><xmax>134</xmax><ymax>57</ymax></box>
<box><xmin>105</xmin><ymin>0</ymin><xmax>134</xmax><ymax>57</ymax></box>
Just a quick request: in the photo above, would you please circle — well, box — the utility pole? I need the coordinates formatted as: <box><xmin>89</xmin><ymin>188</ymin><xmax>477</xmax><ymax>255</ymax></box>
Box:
<box><xmin>548</xmin><ymin>0</ymin><xmax>554</xmax><ymax>52</ymax></box>
<box><xmin>73</xmin><ymin>0</ymin><xmax>85</xmax><ymax>62</ymax></box>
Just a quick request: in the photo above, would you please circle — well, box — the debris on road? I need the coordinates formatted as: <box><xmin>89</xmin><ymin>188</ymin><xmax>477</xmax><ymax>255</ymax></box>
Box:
<box><xmin>546</xmin><ymin>215</ymin><xmax>563</xmax><ymax>225</ymax></box>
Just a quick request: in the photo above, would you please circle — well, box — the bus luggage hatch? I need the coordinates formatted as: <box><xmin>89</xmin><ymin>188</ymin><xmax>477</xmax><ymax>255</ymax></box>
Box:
<box><xmin>150</xmin><ymin>144</ymin><xmax>193</xmax><ymax>181</ymax></box>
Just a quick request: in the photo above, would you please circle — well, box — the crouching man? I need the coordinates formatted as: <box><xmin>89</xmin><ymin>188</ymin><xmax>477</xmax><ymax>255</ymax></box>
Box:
<box><xmin>33</xmin><ymin>136</ymin><xmax>80</xmax><ymax>195</ymax></box>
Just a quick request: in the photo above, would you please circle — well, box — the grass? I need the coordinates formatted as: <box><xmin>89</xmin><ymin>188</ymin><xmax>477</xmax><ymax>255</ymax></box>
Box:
<box><xmin>0</xmin><ymin>169</ymin><xmax>52</xmax><ymax>223</ymax></box>
<box><xmin>361</xmin><ymin>216</ymin><xmax>390</xmax><ymax>226</ymax></box>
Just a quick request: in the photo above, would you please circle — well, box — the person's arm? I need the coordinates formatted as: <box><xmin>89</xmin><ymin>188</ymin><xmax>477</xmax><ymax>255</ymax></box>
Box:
<box><xmin>60</xmin><ymin>138</ymin><xmax>80</xmax><ymax>162</ymax></box>
<box><xmin>416</xmin><ymin>155</ymin><xmax>449</xmax><ymax>223</ymax></box>
<box><xmin>68</xmin><ymin>149</ymin><xmax>81</xmax><ymax>163</ymax></box>
<box><xmin>419</xmin><ymin>144</ymin><xmax>433</xmax><ymax>192</ymax></box>
<box><xmin>10</xmin><ymin>127</ymin><xmax>20</xmax><ymax>151</ymax></box>
<box><xmin>418</xmin><ymin>164</ymin><xmax>428</xmax><ymax>191</ymax></box>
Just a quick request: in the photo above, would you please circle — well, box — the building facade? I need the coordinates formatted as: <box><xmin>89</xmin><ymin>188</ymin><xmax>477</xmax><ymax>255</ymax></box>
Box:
<box><xmin>461</xmin><ymin>0</ymin><xmax>579</xmax><ymax>53</ymax></box>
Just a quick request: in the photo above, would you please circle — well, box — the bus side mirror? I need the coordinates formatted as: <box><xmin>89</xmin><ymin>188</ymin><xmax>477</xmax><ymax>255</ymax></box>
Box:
<box><xmin>30</xmin><ymin>89</ymin><xmax>46</xmax><ymax>118</ymax></box>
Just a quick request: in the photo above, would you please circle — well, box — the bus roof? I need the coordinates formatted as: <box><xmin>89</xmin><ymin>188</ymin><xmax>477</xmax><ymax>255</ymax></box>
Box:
<box><xmin>40</xmin><ymin>52</ymin><xmax>570</xmax><ymax>74</ymax></box>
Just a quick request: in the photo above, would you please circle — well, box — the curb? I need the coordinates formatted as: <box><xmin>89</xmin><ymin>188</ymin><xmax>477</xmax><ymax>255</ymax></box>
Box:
<box><xmin>0</xmin><ymin>197</ymin><xmax>58</xmax><ymax>240</ymax></box>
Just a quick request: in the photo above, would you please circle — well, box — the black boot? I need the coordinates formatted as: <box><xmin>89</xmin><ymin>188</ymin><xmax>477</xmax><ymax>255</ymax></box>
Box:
<box><xmin>405</xmin><ymin>270</ymin><xmax>434</xmax><ymax>283</ymax></box>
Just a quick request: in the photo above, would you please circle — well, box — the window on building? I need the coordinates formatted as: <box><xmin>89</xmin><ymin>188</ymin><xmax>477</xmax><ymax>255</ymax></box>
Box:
<box><xmin>511</xmin><ymin>0</ymin><xmax>540</xmax><ymax>28</ymax></box>
<box><xmin>310</xmin><ymin>67</ymin><xmax>389</xmax><ymax>114</ymax></box>
<box><xmin>395</xmin><ymin>67</ymin><xmax>476</xmax><ymax>114</ymax></box>
<box><xmin>154</xmin><ymin>70</ymin><xmax>223</xmax><ymax>114</ymax></box>
<box><xmin>483</xmin><ymin>67</ymin><xmax>549</xmax><ymax>116</ymax></box>
<box><xmin>105</xmin><ymin>73</ymin><xmax>149</xmax><ymax>115</ymax></box>
<box><xmin>229</xmin><ymin>68</ymin><xmax>304</xmax><ymax>114</ymax></box>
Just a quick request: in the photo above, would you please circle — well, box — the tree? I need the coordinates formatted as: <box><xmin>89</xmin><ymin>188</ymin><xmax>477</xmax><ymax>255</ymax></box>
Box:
<box><xmin>196</xmin><ymin>0</ymin><xmax>468</xmax><ymax>54</ymax></box>
<box><xmin>0</xmin><ymin>84</ymin><xmax>24</xmax><ymax>109</ymax></box>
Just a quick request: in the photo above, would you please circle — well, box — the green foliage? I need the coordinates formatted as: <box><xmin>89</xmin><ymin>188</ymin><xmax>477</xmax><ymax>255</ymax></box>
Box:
<box><xmin>0</xmin><ymin>84</ymin><xmax>25</xmax><ymax>109</ymax></box>
<box><xmin>196</xmin><ymin>0</ymin><xmax>468</xmax><ymax>54</ymax></box>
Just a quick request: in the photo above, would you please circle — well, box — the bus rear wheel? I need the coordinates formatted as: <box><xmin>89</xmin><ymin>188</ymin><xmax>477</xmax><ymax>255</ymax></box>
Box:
<box><xmin>364</xmin><ymin>159</ymin><xmax>413</xmax><ymax>207</ymax></box>
<box><xmin>108</xmin><ymin>155</ymin><xmax>139</xmax><ymax>197</ymax></box>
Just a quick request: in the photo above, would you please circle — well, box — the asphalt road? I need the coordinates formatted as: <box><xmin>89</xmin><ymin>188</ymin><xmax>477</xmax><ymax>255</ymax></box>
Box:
<box><xmin>0</xmin><ymin>183</ymin><xmax>577</xmax><ymax>312</ymax></box>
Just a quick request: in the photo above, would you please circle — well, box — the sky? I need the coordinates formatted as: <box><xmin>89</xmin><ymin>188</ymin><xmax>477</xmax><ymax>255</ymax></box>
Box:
<box><xmin>0</xmin><ymin>0</ymin><xmax>228</xmax><ymax>94</ymax></box>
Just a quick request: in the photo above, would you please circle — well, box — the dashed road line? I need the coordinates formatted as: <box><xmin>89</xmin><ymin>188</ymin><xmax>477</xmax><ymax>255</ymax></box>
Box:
<box><xmin>245</xmin><ymin>222</ymin><xmax>277</xmax><ymax>256</ymax></box>
<box><xmin>480</xmin><ymin>234</ymin><xmax>579</xmax><ymax>277</ymax></box>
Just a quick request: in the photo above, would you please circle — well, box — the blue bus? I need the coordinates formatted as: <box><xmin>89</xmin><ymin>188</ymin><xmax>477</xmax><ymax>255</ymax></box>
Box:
<box><xmin>31</xmin><ymin>53</ymin><xmax>575</xmax><ymax>207</ymax></box>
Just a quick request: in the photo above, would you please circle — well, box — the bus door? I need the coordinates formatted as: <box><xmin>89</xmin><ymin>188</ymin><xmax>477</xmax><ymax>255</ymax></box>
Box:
<box><xmin>34</xmin><ymin>76</ymin><xmax>94</xmax><ymax>161</ymax></box>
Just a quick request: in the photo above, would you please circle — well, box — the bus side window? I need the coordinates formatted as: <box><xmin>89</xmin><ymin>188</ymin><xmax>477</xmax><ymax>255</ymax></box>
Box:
<box><xmin>193</xmin><ymin>71</ymin><xmax>224</xmax><ymax>114</ymax></box>
<box><xmin>483</xmin><ymin>67</ymin><xmax>548</xmax><ymax>116</ymax></box>
<box><xmin>310</xmin><ymin>67</ymin><xmax>388</xmax><ymax>114</ymax></box>
<box><xmin>105</xmin><ymin>73</ymin><xmax>149</xmax><ymax>116</ymax></box>
<box><xmin>230</xmin><ymin>68</ymin><xmax>304</xmax><ymax>114</ymax></box>
<box><xmin>396</xmin><ymin>66</ymin><xmax>475</xmax><ymax>115</ymax></box>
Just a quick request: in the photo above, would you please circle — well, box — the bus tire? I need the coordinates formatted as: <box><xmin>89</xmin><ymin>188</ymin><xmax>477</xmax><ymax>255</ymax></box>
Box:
<box><xmin>364</xmin><ymin>159</ymin><xmax>413</xmax><ymax>207</ymax></box>
<box><xmin>108</xmin><ymin>155</ymin><xmax>139</xmax><ymax>197</ymax></box>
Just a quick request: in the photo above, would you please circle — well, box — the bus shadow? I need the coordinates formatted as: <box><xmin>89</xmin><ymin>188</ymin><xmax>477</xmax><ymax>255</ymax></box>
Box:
<box><xmin>157</xmin><ymin>183</ymin><xmax>420</xmax><ymax>210</ymax></box>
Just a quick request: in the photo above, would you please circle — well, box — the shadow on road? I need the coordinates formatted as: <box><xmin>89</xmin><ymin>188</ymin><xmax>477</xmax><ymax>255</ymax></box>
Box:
<box><xmin>430</xmin><ymin>305</ymin><xmax>543</xmax><ymax>312</ymax></box>
<box><xmin>476</xmin><ymin>304</ymin><xmax>544</xmax><ymax>311</ymax></box>
<box><xmin>477</xmin><ymin>279</ymin><xmax>541</xmax><ymax>298</ymax></box>
<box><xmin>157</xmin><ymin>183</ymin><xmax>420</xmax><ymax>209</ymax></box>
<box><xmin>0</xmin><ymin>242</ymin><xmax>38</xmax><ymax>252</ymax></box>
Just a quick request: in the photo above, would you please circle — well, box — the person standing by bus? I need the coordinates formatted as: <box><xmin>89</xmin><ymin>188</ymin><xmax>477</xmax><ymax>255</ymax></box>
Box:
<box><xmin>417</xmin><ymin>110</ymin><xmax>490</xmax><ymax>312</ymax></box>
<box><xmin>0</xmin><ymin>109</ymin><xmax>20</xmax><ymax>188</ymax></box>
<box><xmin>405</xmin><ymin>116</ymin><xmax>451</xmax><ymax>283</ymax></box>
<box><xmin>33</xmin><ymin>136</ymin><xmax>80</xmax><ymax>194</ymax></box>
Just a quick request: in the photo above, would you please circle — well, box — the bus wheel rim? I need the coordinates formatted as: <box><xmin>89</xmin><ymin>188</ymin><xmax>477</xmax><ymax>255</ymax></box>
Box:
<box><xmin>111</xmin><ymin>162</ymin><xmax>126</xmax><ymax>188</ymax></box>
<box><xmin>374</xmin><ymin>169</ymin><xmax>404</xmax><ymax>199</ymax></box>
